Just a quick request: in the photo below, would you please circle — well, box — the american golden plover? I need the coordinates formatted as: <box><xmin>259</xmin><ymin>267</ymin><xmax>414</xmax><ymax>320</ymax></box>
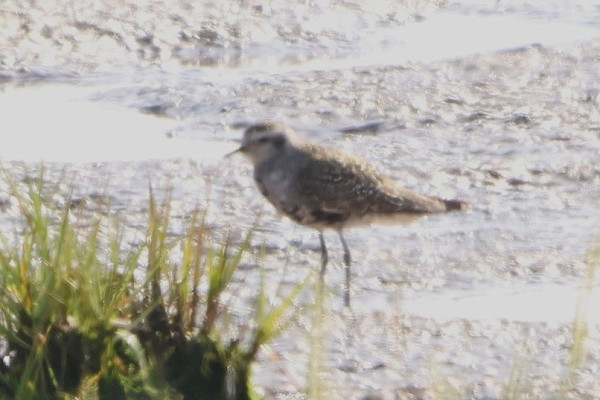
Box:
<box><xmin>228</xmin><ymin>122</ymin><xmax>466</xmax><ymax>307</ymax></box>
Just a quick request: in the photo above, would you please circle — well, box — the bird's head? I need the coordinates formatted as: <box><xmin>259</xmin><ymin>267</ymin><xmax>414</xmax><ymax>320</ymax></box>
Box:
<box><xmin>227</xmin><ymin>122</ymin><xmax>298</xmax><ymax>164</ymax></box>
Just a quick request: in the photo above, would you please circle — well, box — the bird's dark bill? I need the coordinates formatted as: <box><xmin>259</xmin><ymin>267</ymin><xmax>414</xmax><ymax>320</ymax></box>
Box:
<box><xmin>224</xmin><ymin>147</ymin><xmax>244</xmax><ymax>158</ymax></box>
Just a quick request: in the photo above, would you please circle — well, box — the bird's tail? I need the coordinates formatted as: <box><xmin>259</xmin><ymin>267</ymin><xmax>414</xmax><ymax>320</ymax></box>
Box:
<box><xmin>443</xmin><ymin>199</ymin><xmax>468</xmax><ymax>211</ymax></box>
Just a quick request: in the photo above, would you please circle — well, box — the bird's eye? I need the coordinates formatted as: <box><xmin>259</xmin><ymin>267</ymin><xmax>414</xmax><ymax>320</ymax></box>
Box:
<box><xmin>258</xmin><ymin>137</ymin><xmax>269</xmax><ymax>143</ymax></box>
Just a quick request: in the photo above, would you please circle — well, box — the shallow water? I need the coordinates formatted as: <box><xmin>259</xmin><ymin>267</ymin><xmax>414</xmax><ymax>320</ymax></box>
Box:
<box><xmin>2</xmin><ymin>0</ymin><xmax>600</xmax><ymax>398</ymax></box>
<box><xmin>402</xmin><ymin>281</ymin><xmax>600</xmax><ymax>325</ymax></box>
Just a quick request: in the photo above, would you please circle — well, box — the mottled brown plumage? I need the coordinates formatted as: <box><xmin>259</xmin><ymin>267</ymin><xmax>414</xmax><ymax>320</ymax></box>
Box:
<box><xmin>291</xmin><ymin>142</ymin><xmax>459</xmax><ymax>227</ymax></box>
<box><xmin>229</xmin><ymin>122</ymin><xmax>466</xmax><ymax>307</ymax></box>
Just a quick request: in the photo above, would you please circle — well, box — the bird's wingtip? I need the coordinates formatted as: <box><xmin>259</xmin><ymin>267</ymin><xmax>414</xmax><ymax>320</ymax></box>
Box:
<box><xmin>444</xmin><ymin>199</ymin><xmax>468</xmax><ymax>211</ymax></box>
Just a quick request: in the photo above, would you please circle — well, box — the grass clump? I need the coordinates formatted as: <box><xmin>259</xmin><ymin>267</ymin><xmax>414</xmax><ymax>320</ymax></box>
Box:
<box><xmin>0</xmin><ymin>172</ymin><xmax>305</xmax><ymax>400</ymax></box>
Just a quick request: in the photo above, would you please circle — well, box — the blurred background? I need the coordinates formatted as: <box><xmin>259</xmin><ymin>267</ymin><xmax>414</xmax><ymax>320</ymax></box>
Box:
<box><xmin>1</xmin><ymin>1</ymin><xmax>600</xmax><ymax>398</ymax></box>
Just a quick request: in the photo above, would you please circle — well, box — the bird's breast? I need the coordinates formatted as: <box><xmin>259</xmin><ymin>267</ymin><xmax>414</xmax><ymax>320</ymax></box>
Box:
<box><xmin>254</xmin><ymin>167</ymin><xmax>325</xmax><ymax>227</ymax></box>
<box><xmin>254</xmin><ymin>168</ymin><xmax>292</xmax><ymax>208</ymax></box>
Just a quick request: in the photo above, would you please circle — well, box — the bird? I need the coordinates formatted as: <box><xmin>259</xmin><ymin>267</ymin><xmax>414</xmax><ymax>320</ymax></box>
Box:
<box><xmin>227</xmin><ymin>122</ymin><xmax>466</xmax><ymax>307</ymax></box>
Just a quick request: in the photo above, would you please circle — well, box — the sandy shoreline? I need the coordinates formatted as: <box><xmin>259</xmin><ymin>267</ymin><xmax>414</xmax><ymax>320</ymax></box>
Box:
<box><xmin>1</xmin><ymin>1</ymin><xmax>600</xmax><ymax>399</ymax></box>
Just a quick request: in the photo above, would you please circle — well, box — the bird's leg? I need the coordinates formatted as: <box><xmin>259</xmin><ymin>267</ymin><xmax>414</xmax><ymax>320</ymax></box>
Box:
<box><xmin>318</xmin><ymin>231</ymin><xmax>328</xmax><ymax>278</ymax></box>
<box><xmin>337</xmin><ymin>230</ymin><xmax>352</xmax><ymax>308</ymax></box>
<box><xmin>318</xmin><ymin>231</ymin><xmax>329</xmax><ymax>300</ymax></box>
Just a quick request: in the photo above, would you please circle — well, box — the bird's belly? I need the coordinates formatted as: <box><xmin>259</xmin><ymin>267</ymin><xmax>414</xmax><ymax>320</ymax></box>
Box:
<box><xmin>344</xmin><ymin>211</ymin><xmax>424</xmax><ymax>228</ymax></box>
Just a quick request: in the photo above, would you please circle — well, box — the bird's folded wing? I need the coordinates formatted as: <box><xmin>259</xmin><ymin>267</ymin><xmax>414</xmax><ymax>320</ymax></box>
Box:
<box><xmin>293</xmin><ymin>154</ymin><xmax>446</xmax><ymax>215</ymax></box>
